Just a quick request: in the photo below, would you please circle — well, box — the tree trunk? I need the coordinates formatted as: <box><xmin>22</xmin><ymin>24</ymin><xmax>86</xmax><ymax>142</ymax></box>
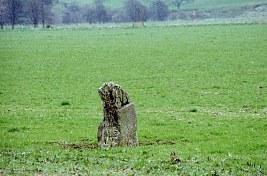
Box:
<box><xmin>0</xmin><ymin>13</ymin><xmax>4</xmax><ymax>29</ymax></box>
<box><xmin>34</xmin><ymin>23</ymin><xmax>38</xmax><ymax>28</ymax></box>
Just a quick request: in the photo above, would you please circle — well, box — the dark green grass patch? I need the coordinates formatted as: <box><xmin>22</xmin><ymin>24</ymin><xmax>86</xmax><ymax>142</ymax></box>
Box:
<box><xmin>7</xmin><ymin>127</ymin><xmax>20</xmax><ymax>133</ymax></box>
<box><xmin>0</xmin><ymin>24</ymin><xmax>266</xmax><ymax>175</ymax></box>
<box><xmin>61</xmin><ymin>101</ymin><xmax>71</xmax><ymax>106</ymax></box>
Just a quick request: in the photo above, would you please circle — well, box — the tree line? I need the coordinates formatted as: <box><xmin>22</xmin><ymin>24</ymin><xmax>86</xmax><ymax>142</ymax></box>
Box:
<box><xmin>0</xmin><ymin>0</ymin><xmax>191</xmax><ymax>29</ymax></box>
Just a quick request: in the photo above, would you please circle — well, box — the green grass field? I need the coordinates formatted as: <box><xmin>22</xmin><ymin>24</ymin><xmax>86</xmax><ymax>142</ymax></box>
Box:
<box><xmin>0</xmin><ymin>24</ymin><xmax>266</xmax><ymax>175</ymax></box>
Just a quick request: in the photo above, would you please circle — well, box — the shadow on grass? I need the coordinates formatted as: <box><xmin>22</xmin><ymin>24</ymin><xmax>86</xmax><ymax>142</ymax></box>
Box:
<box><xmin>47</xmin><ymin>139</ymin><xmax>176</xmax><ymax>150</ymax></box>
<box><xmin>139</xmin><ymin>139</ymin><xmax>176</xmax><ymax>146</ymax></box>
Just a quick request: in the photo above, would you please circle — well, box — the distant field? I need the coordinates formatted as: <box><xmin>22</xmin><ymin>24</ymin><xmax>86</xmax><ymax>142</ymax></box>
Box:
<box><xmin>0</xmin><ymin>24</ymin><xmax>266</xmax><ymax>175</ymax></box>
<box><xmin>58</xmin><ymin>0</ymin><xmax>267</xmax><ymax>9</ymax></box>
<box><xmin>181</xmin><ymin>0</ymin><xmax>267</xmax><ymax>9</ymax></box>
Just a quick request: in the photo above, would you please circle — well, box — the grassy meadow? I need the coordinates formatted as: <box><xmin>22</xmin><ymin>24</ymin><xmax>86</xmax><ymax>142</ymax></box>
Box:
<box><xmin>0</xmin><ymin>24</ymin><xmax>267</xmax><ymax>175</ymax></box>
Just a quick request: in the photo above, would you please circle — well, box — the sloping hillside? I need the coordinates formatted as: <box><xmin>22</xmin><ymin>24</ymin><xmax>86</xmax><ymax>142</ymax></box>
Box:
<box><xmin>58</xmin><ymin>0</ymin><xmax>267</xmax><ymax>10</ymax></box>
<box><xmin>51</xmin><ymin>0</ymin><xmax>267</xmax><ymax>24</ymax></box>
<box><xmin>180</xmin><ymin>0</ymin><xmax>267</xmax><ymax>9</ymax></box>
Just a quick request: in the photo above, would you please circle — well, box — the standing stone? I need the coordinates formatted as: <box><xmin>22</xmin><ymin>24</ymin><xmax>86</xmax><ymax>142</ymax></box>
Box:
<box><xmin>97</xmin><ymin>82</ymin><xmax>138</xmax><ymax>147</ymax></box>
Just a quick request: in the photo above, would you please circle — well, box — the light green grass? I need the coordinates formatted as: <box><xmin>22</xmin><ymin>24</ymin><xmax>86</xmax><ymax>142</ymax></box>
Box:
<box><xmin>0</xmin><ymin>24</ymin><xmax>266</xmax><ymax>175</ymax></box>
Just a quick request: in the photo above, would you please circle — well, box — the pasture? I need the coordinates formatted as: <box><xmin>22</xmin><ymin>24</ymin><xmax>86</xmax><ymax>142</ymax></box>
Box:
<box><xmin>0</xmin><ymin>24</ymin><xmax>266</xmax><ymax>175</ymax></box>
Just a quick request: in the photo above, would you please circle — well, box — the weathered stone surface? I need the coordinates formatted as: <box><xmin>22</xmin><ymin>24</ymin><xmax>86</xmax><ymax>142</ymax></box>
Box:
<box><xmin>97</xmin><ymin>82</ymin><xmax>138</xmax><ymax>147</ymax></box>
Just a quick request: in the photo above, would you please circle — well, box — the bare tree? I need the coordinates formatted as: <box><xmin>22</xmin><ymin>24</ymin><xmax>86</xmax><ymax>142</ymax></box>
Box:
<box><xmin>0</xmin><ymin>0</ymin><xmax>6</xmax><ymax>29</ymax></box>
<box><xmin>28</xmin><ymin>0</ymin><xmax>39</xmax><ymax>28</ymax></box>
<box><xmin>172</xmin><ymin>0</ymin><xmax>193</xmax><ymax>11</ymax></box>
<box><xmin>62</xmin><ymin>3</ymin><xmax>83</xmax><ymax>24</ymax></box>
<box><xmin>172</xmin><ymin>0</ymin><xmax>183</xmax><ymax>10</ymax></box>
<box><xmin>84</xmin><ymin>4</ymin><xmax>96</xmax><ymax>24</ymax></box>
<box><xmin>125</xmin><ymin>0</ymin><xmax>148</xmax><ymax>23</ymax></box>
<box><xmin>83</xmin><ymin>0</ymin><xmax>109</xmax><ymax>24</ymax></box>
<box><xmin>94</xmin><ymin>0</ymin><xmax>109</xmax><ymax>23</ymax></box>
<box><xmin>150</xmin><ymin>0</ymin><xmax>169</xmax><ymax>21</ymax></box>
<box><xmin>5</xmin><ymin>0</ymin><xmax>22</xmax><ymax>29</ymax></box>
<box><xmin>27</xmin><ymin>0</ymin><xmax>53</xmax><ymax>28</ymax></box>
<box><xmin>40</xmin><ymin>0</ymin><xmax>53</xmax><ymax>28</ymax></box>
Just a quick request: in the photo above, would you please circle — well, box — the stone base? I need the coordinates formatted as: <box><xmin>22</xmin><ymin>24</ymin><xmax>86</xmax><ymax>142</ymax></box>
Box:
<box><xmin>97</xmin><ymin>103</ymin><xmax>138</xmax><ymax>147</ymax></box>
